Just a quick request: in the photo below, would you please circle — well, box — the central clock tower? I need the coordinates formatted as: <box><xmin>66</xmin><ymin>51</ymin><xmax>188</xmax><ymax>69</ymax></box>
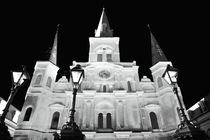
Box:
<box><xmin>88</xmin><ymin>8</ymin><xmax>120</xmax><ymax>63</ymax></box>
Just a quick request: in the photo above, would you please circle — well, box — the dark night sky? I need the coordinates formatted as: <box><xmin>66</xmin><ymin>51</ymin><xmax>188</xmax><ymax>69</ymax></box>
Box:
<box><xmin>1</xmin><ymin>1</ymin><xmax>210</xmax><ymax>110</ymax></box>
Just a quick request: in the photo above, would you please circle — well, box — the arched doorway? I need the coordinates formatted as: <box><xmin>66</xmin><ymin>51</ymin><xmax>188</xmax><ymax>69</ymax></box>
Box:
<box><xmin>50</xmin><ymin>112</ymin><xmax>60</xmax><ymax>129</ymax></box>
<box><xmin>98</xmin><ymin>113</ymin><xmax>103</xmax><ymax>129</ymax></box>
<box><xmin>150</xmin><ymin>112</ymin><xmax>159</xmax><ymax>129</ymax></box>
<box><xmin>106</xmin><ymin>113</ymin><xmax>112</xmax><ymax>129</ymax></box>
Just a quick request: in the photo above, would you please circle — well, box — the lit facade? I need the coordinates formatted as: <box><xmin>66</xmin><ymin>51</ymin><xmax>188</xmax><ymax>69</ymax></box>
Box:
<box><xmin>187</xmin><ymin>94</ymin><xmax>210</xmax><ymax>138</ymax></box>
<box><xmin>13</xmin><ymin>9</ymin><xmax>186</xmax><ymax>140</ymax></box>
<box><xmin>0</xmin><ymin>97</ymin><xmax>20</xmax><ymax>137</ymax></box>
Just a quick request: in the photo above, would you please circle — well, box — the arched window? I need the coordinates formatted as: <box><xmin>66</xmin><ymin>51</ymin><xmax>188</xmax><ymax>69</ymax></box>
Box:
<box><xmin>157</xmin><ymin>77</ymin><xmax>163</xmax><ymax>88</ymax></box>
<box><xmin>127</xmin><ymin>81</ymin><xmax>132</xmax><ymax>92</ymax></box>
<box><xmin>23</xmin><ymin>107</ymin><xmax>32</xmax><ymax>121</ymax></box>
<box><xmin>106</xmin><ymin>113</ymin><xmax>112</xmax><ymax>129</ymax></box>
<box><xmin>51</xmin><ymin>112</ymin><xmax>60</xmax><ymax>129</ymax></box>
<box><xmin>46</xmin><ymin>77</ymin><xmax>52</xmax><ymax>88</ymax></box>
<box><xmin>98</xmin><ymin>113</ymin><xmax>103</xmax><ymax>129</ymax></box>
<box><xmin>34</xmin><ymin>74</ymin><xmax>42</xmax><ymax>85</ymax></box>
<box><xmin>150</xmin><ymin>112</ymin><xmax>159</xmax><ymax>129</ymax></box>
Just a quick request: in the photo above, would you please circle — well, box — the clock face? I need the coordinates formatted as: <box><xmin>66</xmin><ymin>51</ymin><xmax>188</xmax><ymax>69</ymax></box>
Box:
<box><xmin>99</xmin><ymin>70</ymin><xmax>111</xmax><ymax>79</ymax></box>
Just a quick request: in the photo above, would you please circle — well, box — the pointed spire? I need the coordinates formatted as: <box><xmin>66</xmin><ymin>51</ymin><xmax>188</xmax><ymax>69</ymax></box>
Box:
<box><xmin>49</xmin><ymin>24</ymin><xmax>59</xmax><ymax>65</ymax></box>
<box><xmin>95</xmin><ymin>8</ymin><xmax>113</xmax><ymax>37</ymax></box>
<box><xmin>148</xmin><ymin>24</ymin><xmax>168</xmax><ymax>65</ymax></box>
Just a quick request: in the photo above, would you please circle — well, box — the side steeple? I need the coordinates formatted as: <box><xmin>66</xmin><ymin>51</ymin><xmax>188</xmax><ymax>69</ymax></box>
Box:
<box><xmin>95</xmin><ymin>8</ymin><xmax>113</xmax><ymax>37</ymax></box>
<box><xmin>148</xmin><ymin>24</ymin><xmax>168</xmax><ymax>66</ymax></box>
<box><xmin>49</xmin><ymin>24</ymin><xmax>59</xmax><ymax>65</ymax></box>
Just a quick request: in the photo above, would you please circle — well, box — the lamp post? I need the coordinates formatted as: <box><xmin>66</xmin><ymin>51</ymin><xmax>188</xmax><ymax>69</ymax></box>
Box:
<box><xmin>54</xmin><ymin>64</ymin><xmax>85</xmax><ymax>140</ymax></box>
<box><xmin>0</xmin><ymin>66</ymin><xmax>30</xmax><ymax>140</ymax></box>
<box><xmin>162</xmin><ymin>64</ymin><xmax>207</xmax><ymax>140</ymax></box>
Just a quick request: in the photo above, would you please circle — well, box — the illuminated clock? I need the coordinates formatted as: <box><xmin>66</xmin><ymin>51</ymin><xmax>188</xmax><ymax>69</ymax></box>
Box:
<box><xmin>99</xmin><ymin>70</ymin><xmax>111</xmax><ymax>79</ymax></box>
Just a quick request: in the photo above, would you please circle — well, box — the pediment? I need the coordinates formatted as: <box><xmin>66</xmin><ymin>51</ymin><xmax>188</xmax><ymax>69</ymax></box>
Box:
<box><xmin>95</xmin><ymin>101</ymin><xmax>114</xmax><ymax>109</ymax></box>
<box><xmin>144</xmin><ymin>103</ymin><xmax>160</xmax><ymax>108</ymax></box>
<box><xmin>48</xmin><ymin>102</ymin><xmax>65</xmax><ymax>108</ymax></box>
<box><xmin>86</xmin><ymin>62</ymin><xmax>123</xmax><ymax>70</ymax></box>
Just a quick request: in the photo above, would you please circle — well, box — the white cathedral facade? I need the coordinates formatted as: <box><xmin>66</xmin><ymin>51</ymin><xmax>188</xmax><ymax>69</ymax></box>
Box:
<box><xmin>13</xmin><ymin>9</ymin><xmax>185</xmax><ymax>140</ymax></box>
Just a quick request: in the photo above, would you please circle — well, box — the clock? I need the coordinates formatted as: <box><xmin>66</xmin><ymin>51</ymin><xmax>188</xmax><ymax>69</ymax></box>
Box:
<box><xmin>99</xmin><ymin>70</ymin><xmax>111</xmax><ymax>79</ymax></box>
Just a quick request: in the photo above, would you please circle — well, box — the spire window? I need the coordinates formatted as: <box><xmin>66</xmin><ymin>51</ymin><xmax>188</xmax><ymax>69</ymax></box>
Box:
<box><xmin>97</xmin><ymin>54</ymin><xmax>103</xmax><ymax>62</ymax></box>
<box><xmin>34</xmin><ymin>74</ymin><xmax>42</xmax><ymax>86</ymax></box>
<box><xmin>46</xmin><ymin>77</ymin><xmax>52</xmax><ymax>88</ymax></box>
<box><xmin>106</xmin><ymin>54</ymin><xmax>112</xmax><ymax>62</ymax></box>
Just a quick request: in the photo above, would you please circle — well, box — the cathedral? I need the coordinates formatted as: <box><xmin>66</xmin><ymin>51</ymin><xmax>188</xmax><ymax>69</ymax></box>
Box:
<box><xmin>13</xmin><ymin>9</ymin><xmax>186</xmax><ymax>140</ymax></box>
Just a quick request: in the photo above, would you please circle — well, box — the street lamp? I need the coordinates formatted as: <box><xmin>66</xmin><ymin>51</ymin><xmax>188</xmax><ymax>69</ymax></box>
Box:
<box><xmin>54</xmin><ymin>64</ymin><xmax>85</xmax><ymax>140</ymax></box>
<box><xmin>162</xmin><ymin>64</ymin><xmax>207</xmax><ymax>140</ymax></box>
<box><xmin>0</xmin><ymin>65</ymin><xmax>30</xmax><ymax>140</ymax></box>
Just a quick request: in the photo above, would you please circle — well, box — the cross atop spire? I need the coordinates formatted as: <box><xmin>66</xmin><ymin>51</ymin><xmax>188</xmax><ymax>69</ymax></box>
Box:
<box><xmin>95</xmin><ymin>8</ymin><xmax>113</xmax><ymax>37</ymax></box>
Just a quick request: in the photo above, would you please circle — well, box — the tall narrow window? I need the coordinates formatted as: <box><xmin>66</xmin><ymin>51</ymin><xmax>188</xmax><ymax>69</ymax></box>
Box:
<box><xmin>23</xmin><ymin>107</ymin><xmax>32</xmax><ymax>121</ymax></box>
<box><xmin>98</xmin><ymin>113</ymin><xmax>103</xmax><ymax>129</ymax></box>
<box><xmin>51</xmin><ymin>112</ymin><xmax>60</xmax><ymax>129</ymax></box>
<box><xmin>106</xmin><ymin>54</ymin><xmax>112</xmax><ymax>62</ymax></box>
<box><xmin>103</xmin><ymin>85</ymin><xmax>106</xmax><ymax>92</ymax></box>
<box><xmin>46</xmin><ymin>77</ymin><xmax>52</xmax><ymax>88</ymax></box>
<box><xmin>150</xmin><ymin>112</ymin><xmax>159</xmax><ymax>129</ymax></box>
<box><xmin>34</xmin><ymin>74</ymin><xmax>42</xmax><ymax>85</ymax></box>
<box><xmin>127</xmin><ymin>81</ymin><xmax>132</xmax><ymax>92</ymax></box>
<box><xmin>97</xmin><ymin>54</ymin><xmax>103</xmax><ymax>62</ymax></box>
<box><xmin>106</xmin><ymin>113</ymin><xmax>112</xmax><ymax>129</ymax></box>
